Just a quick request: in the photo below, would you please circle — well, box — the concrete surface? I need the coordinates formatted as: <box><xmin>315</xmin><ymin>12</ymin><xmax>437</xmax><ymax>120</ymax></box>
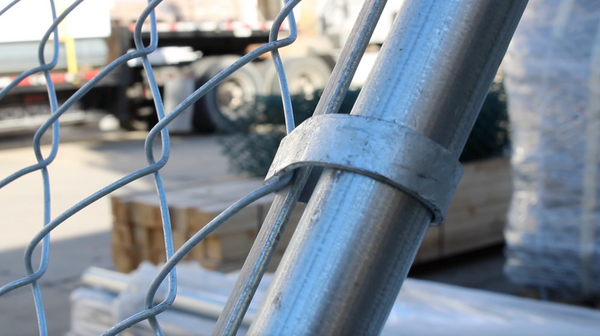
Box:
<box><xmin>0</xmin><ymin>125</ymin><xmax>516</xmax><ymax>335</ymax></box>
<box><xmin>0</xmin><ymin>126</ymin><xmax>236</xmax><ymax>335</ymax></box>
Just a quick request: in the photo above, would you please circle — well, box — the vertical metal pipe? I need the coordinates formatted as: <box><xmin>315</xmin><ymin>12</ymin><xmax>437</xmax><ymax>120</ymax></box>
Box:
<box><xmin>249</xmin><ymin>0</ymin><xmax>527</xmax><ymax>335</ymax></box>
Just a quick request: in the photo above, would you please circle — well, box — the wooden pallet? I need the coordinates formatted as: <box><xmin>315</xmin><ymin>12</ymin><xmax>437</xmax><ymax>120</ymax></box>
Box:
<box><xmin>111</xmin><ymin>157</ymin><xmax>512</xmax><ymax>273</ymax></box>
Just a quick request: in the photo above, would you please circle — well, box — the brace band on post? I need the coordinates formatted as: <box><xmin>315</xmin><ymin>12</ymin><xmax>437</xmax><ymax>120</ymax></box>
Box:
<box><xmin>265</xmin><ymin>114</ymin><xmax>463</xmax><ymax>226</ymax></box>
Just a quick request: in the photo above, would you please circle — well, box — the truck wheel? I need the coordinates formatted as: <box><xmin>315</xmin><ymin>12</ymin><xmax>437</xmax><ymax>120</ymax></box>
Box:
<box><xmin>193</xmin><ymin>56</ymin><xmax>264</xmax><ymax>133</ymax></box>
<box><xmin>191</xmin><ymin>57</ymin><xmax>219</xmax><ymax>133</ymax></box>
<box><xmin>265</xmin><ymin>56</ymin><xmax>332</xmax><ymax>99</ymax></box>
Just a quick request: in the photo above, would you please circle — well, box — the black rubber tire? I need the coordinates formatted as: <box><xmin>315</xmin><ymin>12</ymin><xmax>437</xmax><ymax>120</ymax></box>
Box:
<box><xmin>264</xmin><ymin>56</ymin><xmax>332</xmax><ymax>98</ymax></box>
<box><xmin>191</xmin><ymin>57</ymin><xmax>220</xmax><ymax>133</ymax></box>
<box><xmin>193</xmin><ymin>56</ymin><xmax>264</xmax><ymax>133</ymax></box>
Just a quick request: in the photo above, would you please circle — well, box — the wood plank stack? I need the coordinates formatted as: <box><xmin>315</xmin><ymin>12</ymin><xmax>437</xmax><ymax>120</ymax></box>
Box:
<box><xmin>414</xmin><ymin>157</ymin><xmax>512</xmax><ymax>263</ymax></box>
<box><xmin>111</xmin><ymin>178</ymin><xmax>305</xmax><ymax>273</ymax></box>
<box><xmin>111</xmin><ymin>157</ymin><xmax>512</xmax><ymax>273</ymax></box>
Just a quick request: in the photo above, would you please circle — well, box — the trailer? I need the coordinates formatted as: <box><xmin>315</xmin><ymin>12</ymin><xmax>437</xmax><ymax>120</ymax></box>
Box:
<box><xmin>0</xmin><ymin>0</ymin><xmax>404</xmax><ymax>134</ymax></box>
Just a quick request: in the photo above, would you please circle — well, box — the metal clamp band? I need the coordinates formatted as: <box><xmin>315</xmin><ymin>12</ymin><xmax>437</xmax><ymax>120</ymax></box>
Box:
<box><xmin>265</xmin><ymin>114</ymin><xmax>463</xmax><ymax>225</ymax></box>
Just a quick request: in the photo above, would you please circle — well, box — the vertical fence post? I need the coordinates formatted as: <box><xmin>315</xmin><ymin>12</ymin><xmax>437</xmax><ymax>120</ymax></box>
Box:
<box><xmin>248</xmin><ymin>0</ymin><xmax>528</xmax><ymax>335</ymax></box>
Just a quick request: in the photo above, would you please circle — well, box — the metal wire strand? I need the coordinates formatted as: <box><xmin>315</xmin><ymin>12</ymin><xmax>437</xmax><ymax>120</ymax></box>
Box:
<box><xmin>32</xmin><ymin>1</ymin><xmax>61</xmax><ymax>333</ymax></box>
<box><xmin>210</xmin><ymin>2</ymin><xmax>305</xmax><ymax>334</ymax></box>
<box><xmin>214</xmin><ymin>170</ymin><xmax>309</xmax><ymax>336</ymax></box>
<box><xmin>0</xmin><ymin>0</ymin><xmax>21</xmax><ymax>18</ymax></box>
<box><xmin>128</xmin><ymin>1</ymin><xmax>173</xmax><ymax>335</ymax></box>
<box><xmin>0</xmin><ymin>1</ymin><xmax>67</xmax><ymax>335</ymax></box>
<box><xmin>269</xmin><ymin>0</ymin><xmax>297</xmax><ymax>134</ymax></box>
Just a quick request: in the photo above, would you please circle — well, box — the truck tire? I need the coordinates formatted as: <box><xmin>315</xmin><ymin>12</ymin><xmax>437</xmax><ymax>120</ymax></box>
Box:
<box><xmin>265</xmin><ymin>56</ymin><xmax>332</xmax><ymax>99</ymax></box>
<box><xmin>192</xmin><ymin>56</ymin><xmax>264</xmax><ymax>133</ymax></box>
<box><xmin>191</xmin><ymin>57</ymin><xmax>219</xmax><ymax>133</ymax></box>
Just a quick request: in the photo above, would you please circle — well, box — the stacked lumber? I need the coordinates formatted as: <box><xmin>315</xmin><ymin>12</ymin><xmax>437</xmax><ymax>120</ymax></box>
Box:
<box><xmin>111</xmin><ymin>157</ymin><xmax>512</xmax><ymax>273</ymax></box>
<box><xmin>111</xmin><ymin>178</ymin><xmax>305</xmax><ymax>273</ymax></box>
<box><xmin>414</xmin><ymin>156</ymin><xmax>512</xmax><ymax>263</ymax></box>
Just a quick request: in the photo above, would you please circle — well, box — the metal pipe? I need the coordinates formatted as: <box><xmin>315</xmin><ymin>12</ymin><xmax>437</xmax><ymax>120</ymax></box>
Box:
<box><xmin>213</xmin><ymin>0</ymin><xmax>391</xmax><ymax>334</ymax></box>
<box><xmin>248</xmin><ymin>1</ymin><xmax>527</xmax><ymax>335</ymax></box>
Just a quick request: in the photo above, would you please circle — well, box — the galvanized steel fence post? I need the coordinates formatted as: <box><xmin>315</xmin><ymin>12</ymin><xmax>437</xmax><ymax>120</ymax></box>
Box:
<box><xmin>248</xmin><ymin>1</ymin><xmax>528</xmax><ymax>335</ymax></box>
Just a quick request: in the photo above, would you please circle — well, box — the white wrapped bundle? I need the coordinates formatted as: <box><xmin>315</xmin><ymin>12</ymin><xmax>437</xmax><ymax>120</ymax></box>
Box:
<box><xmin>503</xmin><ymin>0</ymin><xmax>600</xmax><ymax>300</ymax></box>
<box><xmin>68</xmin><ymin>264</ymin><xmax>600</xmax><ymax>335</ymax></box>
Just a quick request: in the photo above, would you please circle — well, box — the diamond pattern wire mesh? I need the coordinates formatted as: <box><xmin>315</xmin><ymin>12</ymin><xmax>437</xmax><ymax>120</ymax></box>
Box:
<box><xmin>0</xmin><ymin>0</ymin><xmax>302</xmax><ymax>335</ymax></box>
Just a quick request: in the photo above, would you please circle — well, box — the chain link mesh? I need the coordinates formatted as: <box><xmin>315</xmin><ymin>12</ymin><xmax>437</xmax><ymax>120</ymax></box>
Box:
<box><xmin>0</xmin><ymin>0</ymin><xmax>303</xmax><ymax>335</ymax></box>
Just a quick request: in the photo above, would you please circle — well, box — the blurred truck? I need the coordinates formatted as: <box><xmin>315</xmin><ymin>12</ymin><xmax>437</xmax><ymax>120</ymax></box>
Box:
<box><xmin>0</xmin><ymin>0</ymin><xmax>404</xmax><ymax>134</ymax></box>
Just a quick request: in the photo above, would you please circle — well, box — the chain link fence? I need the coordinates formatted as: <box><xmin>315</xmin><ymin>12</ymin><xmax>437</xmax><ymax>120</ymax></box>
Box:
<box><xmin>0</xmin><ymin>0</ymin><xmax>307</xmax><ymax>335</ymax></box>
<box><xmin>0</xmin><ymin>0</ymin><xmax>516</xmax><ymax>334</ymax></box>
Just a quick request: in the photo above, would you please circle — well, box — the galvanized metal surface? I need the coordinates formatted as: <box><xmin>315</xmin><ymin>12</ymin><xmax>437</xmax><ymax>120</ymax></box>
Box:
<box><xmin>266</xmin><ymin>113</ymin><xmax>463</xmax><ymax>225</ymax></box>
<box><xmin>212</xmin><ymin>0</ymin><xmax>390</xmax><ymax>334</ymax></box>
<box><xmin>248</xmin><ymin>0</ymin><xmax>528</xmax><ymax>335</ymax></box>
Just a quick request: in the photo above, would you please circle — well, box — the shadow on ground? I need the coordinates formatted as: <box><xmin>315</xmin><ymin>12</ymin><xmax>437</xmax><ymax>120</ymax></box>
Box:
<box><xmin>0</xmin><ymin>231</ymin><xmax>112</xmax><ymax>336</ymax></box>
<box><xmin>409</xmin><ymin>244</ymin><xmax>520</xmax><ymax>295</ymax></box>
